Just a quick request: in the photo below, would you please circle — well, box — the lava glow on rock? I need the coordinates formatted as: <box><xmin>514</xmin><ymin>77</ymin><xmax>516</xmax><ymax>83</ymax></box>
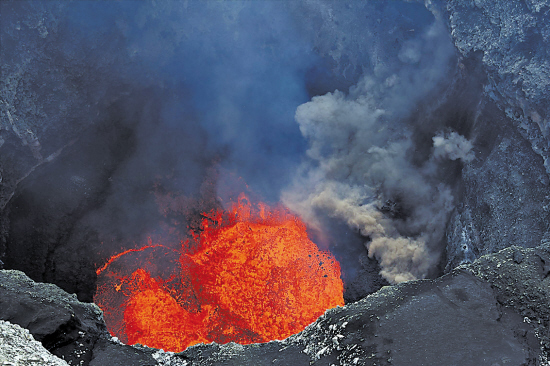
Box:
<box><xmin>94</xmin><ymin>193</ymin><xmax>344</xmax><ymax>352</ymax></box>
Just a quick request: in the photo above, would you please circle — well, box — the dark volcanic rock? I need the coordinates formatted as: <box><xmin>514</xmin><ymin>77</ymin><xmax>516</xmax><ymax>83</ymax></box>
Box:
<box><xmin>0</xmin><ymin>0</ymin><xmax>131</xmax><ymax>213</ymax></box>
<box><xmin>0</xmin><ymin>270</ymin><xmax>109</xmax><ymax>365</ymax></box>
<box><xmin>446</xmin><ymin>0</ymin><xmax>550</xmax><ymax>170</ymax></box>
<box><xmin>445</xmin><ymin>100</ymin><xmax>550</xmax><ymax>271</ymax></box>
<box><xmin>3</xmin><ymin>244</ymin><xmax>548</xmax><ymax>365</ymax></box>
<box><xmin>0</xmin><ymin>269</ymin><xmax>158</xmax><ymax>366</ymax></box>
<box><xmin>442</xmin><ymin>0</ymin><xmax>550</xmax><ymax>271</ymax></box>
<box><xmin>89</xmin><ymin>339</ymin><xmax>157</xmax><ymax>366</ymax></box>
<box><xmin>467</xmin><ymin>244</ymin><xmax>550</xmax><ymax>358</ymax></box>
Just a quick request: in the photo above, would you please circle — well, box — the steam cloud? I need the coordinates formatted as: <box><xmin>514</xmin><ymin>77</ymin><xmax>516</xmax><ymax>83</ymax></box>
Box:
<box><xmin>282</xmin><ymin>19</ymin><xmax>471</xmax><ymax>283</ymax></box>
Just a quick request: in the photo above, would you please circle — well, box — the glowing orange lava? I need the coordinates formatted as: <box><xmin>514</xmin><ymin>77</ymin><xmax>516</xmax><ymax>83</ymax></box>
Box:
<box><xmin>95</xmin><ymin>193</ymin><xmax>344</xmax><ymax>352</ymax></box>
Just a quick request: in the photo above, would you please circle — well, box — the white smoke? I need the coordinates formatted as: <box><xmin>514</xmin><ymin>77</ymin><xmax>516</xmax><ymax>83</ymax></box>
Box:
<box><xmin>433</xmin><ymin>132</ymin><xmax>475</xmax><ymax>162</ymax></box>
<box><xmin>282</xmin><ymin>19</ymin><xmax>469</xmax><ymax>284</ymax></box>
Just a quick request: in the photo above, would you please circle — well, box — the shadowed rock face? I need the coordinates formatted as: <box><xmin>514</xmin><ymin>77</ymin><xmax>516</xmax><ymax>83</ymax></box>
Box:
<box><xmin>442</xmin><ymin>0</ymin><xmax>550</xmax><ymax>272</ymax></box>
<box><xmin>1</xmin><ymin>243</ymin><xmax>548</xmax><ymax>365</ymax></box>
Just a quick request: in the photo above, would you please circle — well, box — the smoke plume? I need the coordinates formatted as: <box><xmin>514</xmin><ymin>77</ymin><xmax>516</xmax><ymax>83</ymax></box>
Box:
<box><xmin>433</xmin><ymin>132</ymin><xmax>475</xmax><ymax>162</ymax></box>
<box><xmin>3</xmin><ymin>0</ymin><xmax>479</xmax><ymax>299</ymax></box>
<box><xmin>282</xmin><ymin>18</ymin><xmax>470</xmax><ymax>283</ymax></box>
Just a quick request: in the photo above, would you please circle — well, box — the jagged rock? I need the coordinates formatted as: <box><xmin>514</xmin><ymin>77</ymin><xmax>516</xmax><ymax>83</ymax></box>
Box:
<box><xmin>442</xmin><ymin>0</ymin><xmax>550</xmax><ymax>269</ymax></box>
<box><xmin>0</xmin><ymin>270</ymin><xmax>108</xmax><ymax>365</ymax></box>
<box><xmin>446</xmin><ymin>0</ymin><xmax>550</xmax><ymax>171</ymax></box>
<box><xmin>0</xmin><ymin>320</ymin><xmax>69</xmax><ymax>366</ymax></box>
<box><xmin>445</xmin><ymin>99</ymin><xmax>550</xmax><ymax>267</ymax></box>
<box><xmin>1</xmin><ymin>244</ymin><xmax>549</xmax><ymax>365</ymax></box>
<box><xmin>0</xmin><ymin>270</ymin><xmax>159</xmax><ymax>366</ymax></box>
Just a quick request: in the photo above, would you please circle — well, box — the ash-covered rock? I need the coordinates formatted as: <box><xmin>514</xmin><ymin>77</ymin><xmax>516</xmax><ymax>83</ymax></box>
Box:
<box><xmin>0</xmin><ymin>320</ymin><xmax>69</xmax><ymax>366</ymax></box>
<box><xmin>1</xmin><ymin>244</ymin><xmax>549</xmax><ymax>365</ymax></box>
<box><xmin>465</xmin><ymin>244</ymin><xmax>550</xmax><ymax>359</ymax></box>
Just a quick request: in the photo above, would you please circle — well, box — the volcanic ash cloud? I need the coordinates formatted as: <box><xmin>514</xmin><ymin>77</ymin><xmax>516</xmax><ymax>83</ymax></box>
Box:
<box><xmin>283</xmin><ymin>20</ymin><xmax>473</xmax><ymax>284</ymax></box>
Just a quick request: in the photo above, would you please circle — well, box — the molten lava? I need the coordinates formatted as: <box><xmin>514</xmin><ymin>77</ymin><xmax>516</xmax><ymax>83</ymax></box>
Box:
<box><xmin>95</xmin><ymin>193</ymin><xmax>344</xmax><ymax>352</ymax></box>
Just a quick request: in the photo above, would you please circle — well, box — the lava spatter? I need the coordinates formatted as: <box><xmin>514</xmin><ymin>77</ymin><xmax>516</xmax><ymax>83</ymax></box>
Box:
<box><xmin>95</xmin><ymin>193</ymin><xmax>344</xmax><ymax>352</ymax></box>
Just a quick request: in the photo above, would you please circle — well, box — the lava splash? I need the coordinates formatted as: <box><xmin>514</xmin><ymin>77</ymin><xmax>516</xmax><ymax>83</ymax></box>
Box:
<box><xmin>95</xmin><ymin>193</ymin><xmax>344</xmax><ymax>352</ymax></box>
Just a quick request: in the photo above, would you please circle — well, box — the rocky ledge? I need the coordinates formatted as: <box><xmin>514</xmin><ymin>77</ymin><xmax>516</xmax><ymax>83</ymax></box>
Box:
<box><xmin>0</xmin><ymin>243</ymin><xmax>549</xmax><ymax>366</ymax></box>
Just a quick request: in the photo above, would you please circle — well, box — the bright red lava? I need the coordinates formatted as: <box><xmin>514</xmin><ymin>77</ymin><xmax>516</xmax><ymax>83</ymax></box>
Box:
<box><xmin>95</xmin><ymin>193</ymin><xmax>344</xmax><ymax>352</ymax></box>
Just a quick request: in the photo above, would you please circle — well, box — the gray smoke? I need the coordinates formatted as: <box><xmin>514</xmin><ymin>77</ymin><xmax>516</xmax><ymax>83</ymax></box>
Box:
<box><xmin>282</xmin><ymin>19</ymin><xmax>472</xmax><ymax>283</ymax></box>
<box><xmin>433</xmin><ymin>132</ymin><xmax>475</xmax><ymax>162</ymax></box>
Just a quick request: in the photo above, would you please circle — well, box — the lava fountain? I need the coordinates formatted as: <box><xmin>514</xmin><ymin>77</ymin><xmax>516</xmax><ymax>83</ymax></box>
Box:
<box><xmin>95</xmin><ymin>193</ymin><xmax>344</xmax><ymax>352</ymax></box>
